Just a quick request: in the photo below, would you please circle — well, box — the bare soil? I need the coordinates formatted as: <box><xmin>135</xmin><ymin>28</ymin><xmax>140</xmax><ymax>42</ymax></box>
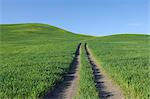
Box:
<box><xmin>85</xmin><ymin>43</ymin><xmax>125</xmax><ymax>99</ymax></box>
<box><xmin>41</xmin><ymin>43</ymin><xmax>81</xmax><ymax>99</ymax></box>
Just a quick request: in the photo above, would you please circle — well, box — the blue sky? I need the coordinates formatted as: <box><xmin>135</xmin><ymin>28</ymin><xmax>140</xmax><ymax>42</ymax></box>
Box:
<box><xmin>1</xmin><ymin>0</ymin><xmax>149</xmax><ymax>35</ymax></box>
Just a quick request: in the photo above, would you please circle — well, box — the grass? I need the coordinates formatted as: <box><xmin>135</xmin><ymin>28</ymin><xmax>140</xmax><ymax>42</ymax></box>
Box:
<box><xmin>0</xmin><ymin>23</ymin><xmax>149</xmax><ymax>99</ymax></box>
<box><xmin>0</xmin><ymin>23</ymin><xmax>90</xmax><ymax>98</ymax></box>
<box><xmin>75</xmin><ymin>44</ymin><xmax>99</xmax><ymax>99</ymax></box>
<box><xmin>87</xmin><ymin>34</ymin><xmax>150</xmax><ymax>99</ymax></box>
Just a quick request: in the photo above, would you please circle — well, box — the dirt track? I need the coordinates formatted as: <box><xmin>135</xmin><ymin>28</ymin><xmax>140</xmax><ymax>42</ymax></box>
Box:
<box><xmin>41</xmin><ymin>43</ymin><xmax>81</xmax><ymax>99</ymax></box>
<box><xmin>85</xmin><ymin>43</ymin><xmax>125</xmax><ymax>99</ymax></box>
<box><xmin>41</xmin><ymin>43</ymin><xmax>124</xmax><ymax>99</ymax></box>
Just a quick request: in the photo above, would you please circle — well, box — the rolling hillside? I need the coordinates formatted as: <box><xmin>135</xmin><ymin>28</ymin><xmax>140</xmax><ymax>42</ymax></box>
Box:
<box><xmin>87</xmin><ymin>34</ymin><xmax>150</xmax><ymax>99</ymax></box>
<box><xmin>0</xmin><ymin>23</ymin><xmax>90</xmax><ymax>98</ymax></box>
<box><xmin>0</xmin><ymin>23</ymin><xmax>149</xmax><ymax>99</ymax></box>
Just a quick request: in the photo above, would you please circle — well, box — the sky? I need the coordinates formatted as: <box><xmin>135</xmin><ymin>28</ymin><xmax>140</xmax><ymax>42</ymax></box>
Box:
<box><xmin>0</xmin><ymin>0</ymin><xmax>149</xmax><ymax>35</ymax></box>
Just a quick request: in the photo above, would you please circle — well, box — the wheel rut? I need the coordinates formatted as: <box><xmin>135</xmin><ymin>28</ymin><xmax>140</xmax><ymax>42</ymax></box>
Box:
<box><xmin>84</xmin><ymin>43</ymin><xmax>125</xmax><ymax>99</ymax></box>
<box><xmin>41</xmin><ymin>43</ymin><xmax>81</xmax><ymax>99</ymax></box>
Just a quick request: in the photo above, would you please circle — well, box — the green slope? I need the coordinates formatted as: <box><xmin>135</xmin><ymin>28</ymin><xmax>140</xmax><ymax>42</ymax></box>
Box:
<box><xmin>87</xmin><ymin>34</ymin><xmax>150</xmax><ymax>99</ymax></box>
<box><xmin>0</xmin><ymin>23</ymin><xmax>90</xmax><ymax>98</ymax></box>
<box><xmin>0</xmin><ymin>23</ymin><xmax>149</xmax><ymax>99</ymax></box>
<box><xmin>1</xmin><ymin>23</ymin><xmax>89</xmax><ymax>42</ymax></box>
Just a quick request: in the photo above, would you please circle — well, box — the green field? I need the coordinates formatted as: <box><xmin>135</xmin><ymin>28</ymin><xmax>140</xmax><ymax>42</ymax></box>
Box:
<box><xmin>0</xmin><ymin>23</ymin><xmax>149</xmax><ymax>99</ymax></box>
<box><xmin>0</xmin><ymin>23</ymin><xmax>89</xmax><ymax>98</ymax></box>
<box><xmin>87</xmin><ymin>35</ymin><xmax>150</xmax><ymax>99</ymax></box>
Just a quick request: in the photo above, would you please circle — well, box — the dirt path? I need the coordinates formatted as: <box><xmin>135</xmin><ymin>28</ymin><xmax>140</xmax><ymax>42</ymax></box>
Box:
<box><xmin>85</xmin><ymin>43</ymin><xmax>125</xmax><ymax>99</ymax></box>
<box><xmin>41</xmin><ymin>43</ymin><xmax>81</xmax><ymax>99</ymax></box>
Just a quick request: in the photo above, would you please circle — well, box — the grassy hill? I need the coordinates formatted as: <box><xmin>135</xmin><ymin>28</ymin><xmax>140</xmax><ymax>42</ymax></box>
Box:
<box><xmin>87</xmin><ymin>34</ymin><xmax>150</xmax><ymax>99</ymax></box>
<box><xmin>1</xmin><ymin>23</ymin><xmax>90</xmax><ymax>42</ymax></box>
<box><xmin>0</xmin><ymin>23</ymin><xmax>90</xmax><ymax>98</ymax></box>
<box><xmin>0</xmin><ymin>23</ymin><xmax>149</xmax><ymax>98</ymax></box>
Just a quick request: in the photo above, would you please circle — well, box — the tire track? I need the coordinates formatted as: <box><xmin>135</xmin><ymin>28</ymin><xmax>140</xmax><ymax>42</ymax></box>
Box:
<box><xmin>84</xmin><ymin>43</ymin><xmax>124</xmax><ymax>99</ymax></box>
<box><xmin>41</xmin><ymin>43</ymin><xmax>81</xmax><ymax>99</ymax></box>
